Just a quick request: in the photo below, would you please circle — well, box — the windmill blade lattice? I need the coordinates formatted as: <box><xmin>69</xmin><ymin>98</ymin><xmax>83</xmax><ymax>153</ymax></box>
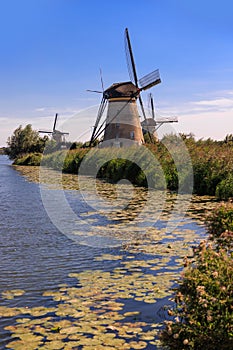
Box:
<box><xmin>148</xmin><ymin>93</ymin><xmax>155</xmax><ymax>120</ymax></box>
<box><xmin>53</xmin><ymin>113</ymin><xmax>58</xmax><ymax>132</ymax></box>
<box><xmin>99</xmin><ymin>68</ymin><xmax>104</xmax><ymax>92</ymax></box>
<box><xmin>124</xmin><ymin>28</ymin><xmax>139</xmax><ymax>87</ymax></box>
<box><xmin>90</xmin><ymin>96</ymin><xmax>107</xmax><ymax>145</ymax></box>
<box><xmin>139</xmin><ymin>69</ymin><xmax>161</xmax><ymax>91</ymax></box>
<box><xmin>125</xmin><ymin>28</ymin><xmax>148</xmax><ymax>121</ymax></box>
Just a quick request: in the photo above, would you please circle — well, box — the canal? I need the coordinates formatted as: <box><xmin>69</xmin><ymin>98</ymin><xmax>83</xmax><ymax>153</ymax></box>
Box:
<box><xmin>0</xmin><ymin>155</ymin><xmax>209</xmax><ymax>349</ymax></box>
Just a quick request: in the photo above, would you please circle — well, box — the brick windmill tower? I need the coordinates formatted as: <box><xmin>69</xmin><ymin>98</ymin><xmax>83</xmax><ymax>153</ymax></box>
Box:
<box><xmin>89</xmin><ymin>28</ymin><xmax>161</xmax><ymax>147</ymax></box>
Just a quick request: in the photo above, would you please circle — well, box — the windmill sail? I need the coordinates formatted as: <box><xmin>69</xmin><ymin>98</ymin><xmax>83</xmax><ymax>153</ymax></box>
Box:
<box><xmin>125</xmin><ymin>28</ymin><xmax>139</xmax><ymax>87</ymax></box>
<box><xmin>149</xmin><ymin>93</ymin><xmax>155</xmax><ymax>120</ymax></box>
<box><xmin>53</xmin><ymin>113</ymin><xmax>58</xmax><ymax>131</ymax></box>
<box><xmin>139</xmin><ymin>69</ymin><xmax>161</xmax><ymax>91</ymax></box>
<box><xmin>90</xmin><ymin>96</ymin><xmax>107</xmax><ymax>145</ymax></box>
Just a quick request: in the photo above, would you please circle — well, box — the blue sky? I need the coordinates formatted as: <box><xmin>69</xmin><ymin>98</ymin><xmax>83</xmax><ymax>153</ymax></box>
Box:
<box><xmin>0</xmin><ymin>0</ymin><xmax>233</xmax><ymax>146</ymax></box>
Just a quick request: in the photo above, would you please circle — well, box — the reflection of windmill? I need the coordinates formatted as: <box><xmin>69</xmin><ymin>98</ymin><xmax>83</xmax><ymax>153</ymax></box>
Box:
<box><xmin>89</xmin><ymin>28</ymin><xmax>161</xmax><ymax>147</ymax></box>
<box><xmin>39</xmin><ymin>113</ymin><xmax>69</xmax><ymax>143</ymax></box>
<box><xmin>141</xmin><ymin>93</ymin><xmax>178</xmax><ymax>136</ymax></box>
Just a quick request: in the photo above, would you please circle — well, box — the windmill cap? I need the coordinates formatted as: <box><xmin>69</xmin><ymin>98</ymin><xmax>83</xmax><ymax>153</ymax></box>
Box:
<box><xmin>104</xmin><ymin>82</ymin><xmax>139</xmax><ymax>98</ymax></box>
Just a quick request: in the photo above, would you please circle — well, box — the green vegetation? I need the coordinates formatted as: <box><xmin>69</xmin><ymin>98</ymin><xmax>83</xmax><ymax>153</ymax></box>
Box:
<box><xmin>13</xmin><ymin>153</ymin><xmax>43</xmax><ymax>166</ymax></box>
<box><xmin>216</xmin><ymin>174</ymin><xmax>233</xmax><ymax>200</ymax></box>
<box><xmin>205</xmin><ymin>201</ymin><xmax>233</xmax><ymax>240</ymax></box>
<box><xmin>160</xmin><ymin>202</ymin><xmax>233</xmax><ymax>350</ymax></box>
<box><xmin>40</xmin><ymin>134</ymin><xmax>233</xmax><ymax>198</ymax></box>
<box><xmin>4</xmin><ymin>124</ymin><xmax>74</xmax><ymax>160</ymax></box>
<box><xmin>6</xmin><ymin>125</ymin><xmax>233</xmax><ymax>199</ymax></box>
<box><xmin>5</xmin><ymin>124</ymin><xmax>48</xmax><ymax>160</ymax></box>
<box><xmin>4</xmin><ymin>126</ymin><xmax>233</xmax><ymax>348</ymax></box>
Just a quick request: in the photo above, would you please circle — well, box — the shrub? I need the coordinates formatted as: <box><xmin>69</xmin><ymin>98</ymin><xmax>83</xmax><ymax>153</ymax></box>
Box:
<box><xmin>62</xmin><ymin>149</ymin><xmax>88</xmax><ymax>173</ymax></box>
<box><xmin>160</xmin><ymin>243</ymin><xmax>233</xmax><ymax>350</ymax></box>
<box><xmin>13</xmin><ymin>153</ymin><xmax>42</xmax><ymax>166</ymax></box>
<box><xmin>216</xmin><ymin>174</ymin><xmax>233</xmax><ymax>200</ymax></box>
<box><xmin>160</xmin><ymin>202</ymin><xmax>233</xmax><ymax>350</ymax></box>
<box><xmin>97</xmin><ymin>158</ymin><xmax>148</xmax><ymax>187</ymax></box>
<box><xmin>163</xmin><ymin>162</ymin><xmax>178</xmax><ymax>191</ymax></box>
<box><xmin>205</xmin><ymin>202</ymin><xmax>233</xmax><ymax>239</ymax></box>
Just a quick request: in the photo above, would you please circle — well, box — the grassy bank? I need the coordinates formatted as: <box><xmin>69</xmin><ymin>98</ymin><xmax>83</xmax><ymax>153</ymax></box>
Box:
<box><xmin>13</xmin><ymin>135</ymin><xmax>233</xmax><ymax>199</ymax></box>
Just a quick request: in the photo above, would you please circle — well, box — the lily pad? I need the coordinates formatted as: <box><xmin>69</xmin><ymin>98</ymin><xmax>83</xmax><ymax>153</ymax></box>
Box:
<box><xmin>2</xmin><ymin>289</ymin><xmax>25</xmax><ymax>299</ymax></box>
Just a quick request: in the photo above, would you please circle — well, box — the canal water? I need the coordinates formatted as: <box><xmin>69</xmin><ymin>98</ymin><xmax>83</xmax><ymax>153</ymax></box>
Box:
<box><xmin>0</xmin><ymin>155</ymin><xmax>208</xmax><ymax>349</ymax></box>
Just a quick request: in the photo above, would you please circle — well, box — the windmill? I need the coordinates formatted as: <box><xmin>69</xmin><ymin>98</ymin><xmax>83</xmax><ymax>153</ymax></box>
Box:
<box><xmin>39</xmin><ymin>113</ymin><xmax>69</xmax><ymax>143</ymax></box>
<box><xmin>89</xmin><ymin>28</ymin><xmax>161</xmax><ymax>147</ymax></box>
<box><xmin>141</xmin><ymin>93</ymin><xmax>178</xmax><ymax>136</ymax></box>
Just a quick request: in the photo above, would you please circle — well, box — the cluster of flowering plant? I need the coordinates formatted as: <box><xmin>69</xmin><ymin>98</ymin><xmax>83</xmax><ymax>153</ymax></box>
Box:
<box><xmin>205</xmin><ymin>202</ymin><xmax>233</xmax><ymax>239</ymax></box>
<box><xmin>160</xmin><ymin>203</ymin><xmax>233</xmax><ymax>350</ymax></box>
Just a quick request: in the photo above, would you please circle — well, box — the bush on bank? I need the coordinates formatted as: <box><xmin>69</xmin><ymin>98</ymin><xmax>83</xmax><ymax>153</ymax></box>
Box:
<box><xmin>205</xmin><ymin>202</ymin><xmax>233</xmax><ymax>251</ymax></box>
<box><xmin>216</xmin><ymin>174</ymin><xmax>233</xmax><ymax>201</ymax></box>
<box><xmin>13</xmin><ymin>153</ymin><xmax>42</xmax><ymax>166</ymax></box>
<box><xmin>38</xmin><ymin>139</ymin><xmax>193</xmax><ymax>191</ymax></box>
<box><xmin>72</xmin><ymin>146</ymin><xmax>167</xmax><ymax>190</ymax></box>
<box><xmin>160</xmin><ymin>202</ymin><xmax>233</xmax><ymax>350</ymax></box>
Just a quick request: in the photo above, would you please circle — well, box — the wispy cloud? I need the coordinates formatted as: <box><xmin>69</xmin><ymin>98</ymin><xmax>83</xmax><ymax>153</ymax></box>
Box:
<box><xmin>159</xmin><ymin>90</ymin><xmax>233</xmax><ymax>116</ymax></box>
<box><xmin>0</xmin><ymin>117</ymin><xmax>9</xmax><ymax>122</ymax></box>
<box><xmin>154</xmin><ymin>89</ymin><xmax>233</xmax><ymax>140</ymax></box>
<box><xmin>194</xmin><ymin>97</ymin><xmax>233</xmax><ymax>109</ymax></box>
<box><xmin>35</xmin><ymin>107</ymin><xmax>46</xmax><ymax>112</ymax></box>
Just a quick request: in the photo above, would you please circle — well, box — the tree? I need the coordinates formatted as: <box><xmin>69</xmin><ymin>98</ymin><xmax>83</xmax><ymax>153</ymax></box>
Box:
<box><xmin>5</xmin><ymin>124</ymin><xmax>48</xmax><ymax>160</ymax></box>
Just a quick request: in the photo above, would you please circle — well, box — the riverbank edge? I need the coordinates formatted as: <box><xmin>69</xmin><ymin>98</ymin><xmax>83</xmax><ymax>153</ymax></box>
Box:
<box><xmin>12</xmin><ymin>137</ymin><xmax>233</xmax><ymax>200</ymax></box>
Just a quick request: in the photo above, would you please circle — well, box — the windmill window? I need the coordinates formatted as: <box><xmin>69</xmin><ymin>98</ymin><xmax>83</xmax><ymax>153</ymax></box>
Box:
<box><xmin>130</xmin><ymin>131</ymin><xmax>135</xmax><ymax>140</ymax></box>
<box><xmin>116</xmin><ymin>123</ymin><xmax>120</xmax><ymax>128</ymax></box>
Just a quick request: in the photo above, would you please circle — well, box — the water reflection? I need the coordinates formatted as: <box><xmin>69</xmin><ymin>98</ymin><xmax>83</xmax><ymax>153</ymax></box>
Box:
<box><xmin>13</xmin><ymin>164</ymin><xmax>193</xmax><ymax>248</ymax></box>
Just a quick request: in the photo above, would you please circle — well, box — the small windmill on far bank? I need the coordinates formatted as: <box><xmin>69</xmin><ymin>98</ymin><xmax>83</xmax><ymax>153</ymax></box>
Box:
<box><xmin>39</xmin><ymin>113</ymin><xmax>69</xmax><ymax>143</ymax></box>
<box><xmin>141</xmin><ymin>93</ymin><xmax>178</xmax><ymax>136</ymax></box>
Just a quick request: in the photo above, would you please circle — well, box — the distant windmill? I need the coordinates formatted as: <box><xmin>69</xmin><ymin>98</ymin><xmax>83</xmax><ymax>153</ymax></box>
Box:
<box><xmin>89</xmin><ymin>28</ymin><xmax>161</xmax><ymax>147</ymax></box>
<box><xmin>39</xmin><ymin>113</ymin><xmax>69</xmax><ymax>143</ymax></box>
<box><xmin>141</xmin><ymin>93</ymin><xmax>178</xmax><ymax>136</ymax></box>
